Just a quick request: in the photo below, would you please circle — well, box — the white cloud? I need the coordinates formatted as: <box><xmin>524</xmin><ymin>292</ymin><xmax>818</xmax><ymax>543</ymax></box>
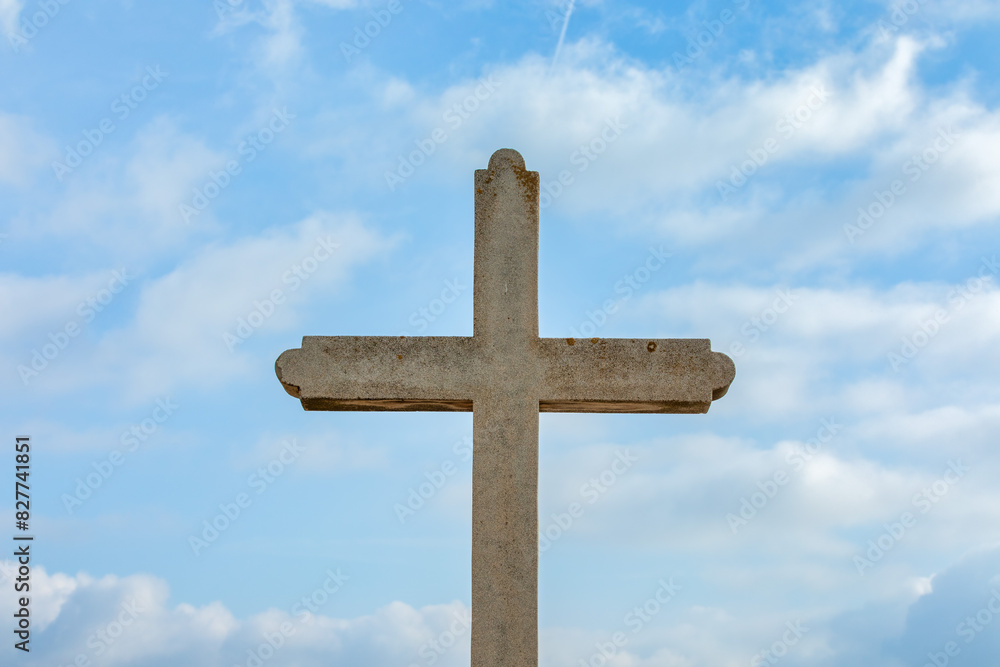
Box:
<box><xmin>538</xmin><ymin>434</ymin><xmax>920</xmax><ymax>555</ymax></box>
<box><xmin>308</xmin><ymin>32</ymin><xmax>1000</xmax><ymax>266</ymax></box>
<box><xmin>10</xmin><ymin>214</ymin><xmax>391</xmax><ymax>402</ymax></box>
<box><xmin>0</xmin><ymin>271</ymin><xmax>114</xmax><ymax>341</ymax></box>
<box><xmin>24</xmin><ymin>116</ymin><xmax>226</xmax><ymax>255</ymax></box>
<box><xmin>514</xmin><ymin>274</ymin><xmax>1000</xmax><ymax>609</ymax></box>
<box><xmin>531</xmin><ymin>432</ymin><xmax>1000</xmax><ymax>663</ymax></box>
<box><xmin>380</xmin><ymin>77</ymin><xmax>417</xmax><ymax>108</ymax></box>
<box><xmin>815</xmin><ymin>545</ymin><xmax>1000</xmax><ymax>665</ymax></box>
<box><xmin>10</xmin><ymin>551</ymin><xmax>1000</xmax><ymax>667</ymax></box>
<box><xmin>0</xmin><ymin>0</ymin><xmax>22</xmax><ymax>35</ymax></box>
<box><xmin>260</xmin><ymin>0</ymin><xmax>304</xmax><ymax>68</ymax></box>
<box><xmin>855</xmin><ymin>404</ymin><xmax>1000</xmax><ymax>454</ymax></box>
<box><xmin>0</xmin><ymin>564</ymin><xmax>470</xmax><ymax>667</ymax></box>
<box><xmin>214</xmin><ymin>0</ymin><xmax>359</xmax><ymax>71</ymax></box>
<box><xmin>625</xmin><ymin>278</ymin><xmax>1000</xmax><ymax>419</ymax></box>
<box><xmin>97</xmin><ymin>213</ymin><xmax>387</xmax><ymax>401</ymax></box>
<box><xmin>0</xmin><ymin>113</ymin><xmax>56</xmax><ymax>187</ymax></box>
<box><xmin>362</xmin><ymin>36</ymin><xmax>920</xmax><ymax>197</ymax></box>
<box><xmin>888</xmin><ymin>0</ymin><xmax>1000</xmax><ymax>23</ymax></box>
<box><xmin>0</xmin><ymin>269</ymin><xmax>139</xmax><ymax>393</ymax></box>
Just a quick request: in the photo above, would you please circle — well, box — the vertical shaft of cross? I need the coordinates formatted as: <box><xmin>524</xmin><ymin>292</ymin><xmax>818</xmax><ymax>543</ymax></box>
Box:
<box><xmin>471</xmin><ymin>149</ymin><xmax>541</xmax><ymax>666</ymax></box>
<box><xmin>471</xmin><ymin>394</ymin><xmax>539</xmax><ymax>667</ymax></box>
<box><xmin>473</xmin><ymin>149</ymin><xmax>540</xmax><ymax>343</ymax></box>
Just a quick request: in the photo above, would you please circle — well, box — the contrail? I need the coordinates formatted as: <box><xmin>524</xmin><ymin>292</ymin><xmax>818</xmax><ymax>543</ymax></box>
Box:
<box><xmin>551</xmin><ymin>0</ymin><xmax>576</xmax><ymax>69</ymax></box>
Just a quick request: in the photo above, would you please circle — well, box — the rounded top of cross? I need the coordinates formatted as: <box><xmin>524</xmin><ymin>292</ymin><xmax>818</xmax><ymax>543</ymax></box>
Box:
<box><xmin>488</xmin><ymin>148</ymin><xmax>526</xmax><ymax>171</ymax></box>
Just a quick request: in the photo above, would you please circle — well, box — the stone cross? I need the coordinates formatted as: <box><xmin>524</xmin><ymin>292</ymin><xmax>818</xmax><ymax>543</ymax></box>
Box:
<box><xmin>275</xmin><ymin>149</ymin><xmax>735</xmax><ymax>667</ymax></box>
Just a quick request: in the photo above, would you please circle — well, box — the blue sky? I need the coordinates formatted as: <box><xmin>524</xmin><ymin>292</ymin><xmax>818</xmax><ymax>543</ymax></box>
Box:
<box><xmin>2</xmin><ymin>0</ymin><xmax>1000</xmax><ymax>665</ymax></box>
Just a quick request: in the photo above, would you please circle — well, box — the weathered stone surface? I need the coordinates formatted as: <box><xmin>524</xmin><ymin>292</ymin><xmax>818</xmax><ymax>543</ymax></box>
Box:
<box><xmin>276</xmin><ymin>335</ymin><xmax>733</xmax><ymax>413</ymax></box>
<box><xmin>275</xmin><ymin>148</ymin><xmax>735</xmax><ymax>667</ymax></box>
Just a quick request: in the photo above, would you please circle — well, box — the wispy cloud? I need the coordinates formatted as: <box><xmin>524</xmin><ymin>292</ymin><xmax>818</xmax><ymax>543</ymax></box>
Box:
<box><xmin>0</xmin><ymin>0</ymin><xmax>22</xmax><ymax>35</ymax></box>
<box><xmin>551</xmin><ymin>0</ymin><xmax>576</xmax><ymax>68</ymax></box>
